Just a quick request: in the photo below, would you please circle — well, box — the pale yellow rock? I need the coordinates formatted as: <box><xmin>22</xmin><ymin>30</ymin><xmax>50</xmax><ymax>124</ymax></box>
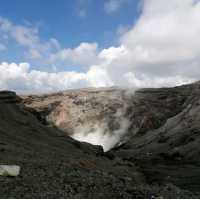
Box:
<box><xmin>0</xmin><ymin>165</ymin><xmax>20</xmax><ymax>177</ymax></box>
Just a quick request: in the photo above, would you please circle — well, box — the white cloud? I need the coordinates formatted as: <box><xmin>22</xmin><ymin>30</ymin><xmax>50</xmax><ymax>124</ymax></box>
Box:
<box><xmin>0</xmin><ymin>62</ymin><xmax>112</xmax><ymax>94</ymax></box>
<box><xmin>0</xmin><ymin>17</ymin><xmax>97</xmax><ymax>68</ymax></box>
<box><xmin>118</xmin><ymin>0</ymin><xmax>200</xmax><ymax>79</ymax></box>
<box><xmin>0</xmin><ymin>17</ymin><xmax>60</xmax><ymax>61</ymax></box>
<box><xmin>86</xmin><ymin>65</ymin><xmax>114</xmax><ymax>87</ymax></box>
<box><xmin>100</xmin><ymin>0</ymin><xmax>200</xmax><ymax>87</ymax></box>
<box><xmin>49</xmin><ymin>42</ymin><xmax>99</xmax><ymax>67</ymax></box>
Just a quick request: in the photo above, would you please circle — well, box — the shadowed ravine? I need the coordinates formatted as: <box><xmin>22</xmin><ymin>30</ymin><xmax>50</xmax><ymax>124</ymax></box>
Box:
<box><xmin>1</xmin><ymin>82</ymin><xmax>200</xmax><ymax>198</ymax></box>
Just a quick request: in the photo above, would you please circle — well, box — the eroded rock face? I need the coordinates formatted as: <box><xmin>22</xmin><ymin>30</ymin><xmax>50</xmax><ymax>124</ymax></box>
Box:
<box><xmin>22</xmin><ymin>84</ymin><xmax>192</xmax><ymax>152</ymax></box>
<box><xmin>22</xmin><ymin>88</ymin><xmax>134</xmax><ymax>151</ymax></box>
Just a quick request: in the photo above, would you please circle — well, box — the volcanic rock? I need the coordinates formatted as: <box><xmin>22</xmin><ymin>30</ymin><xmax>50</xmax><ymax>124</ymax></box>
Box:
<box><xmin>1</xmin><ymin>82</ymin><xmax>200</xmax><ymax>198</ymax></box>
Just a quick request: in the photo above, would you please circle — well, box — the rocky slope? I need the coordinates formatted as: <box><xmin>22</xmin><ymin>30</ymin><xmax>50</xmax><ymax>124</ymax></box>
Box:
<box><xmin>114</xmin><ymin>82</ymin><xmax>200</xmax><ymax>192</ymax></box>
<box><xmin>0</xmin><ymin>90</ymin><xmax>192</xmax><ymax>199</ymax></box>
<box><xmin>0</xmin><ymin>82</ymin><xmax>200</xmax><ymax>198</ymax></box>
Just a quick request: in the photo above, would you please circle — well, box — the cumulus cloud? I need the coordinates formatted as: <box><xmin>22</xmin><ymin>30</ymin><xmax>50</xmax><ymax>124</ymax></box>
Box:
<box><xmin>101</xmin><ymin>0</ymin><xmax>200</xmax><ymax>87</ymax></box>
<box><xmin>49</xmin><ymin>43</ymin><xmax>99</xmax><ymax>67</ymax></box>
<box><xmin>0</xmin><ymin>0</ymin><xmax>200</xmax><ymax>93</ymax></box>
<box><xmin>0</xmin><ymin>17</ymin><xmax>99</xmax><ymax>67</ymax></box>
<box><xmin>0</xmin><ymin>17</ymin><xmax>60</xmax><ymax>61</ymax></box>
<box><xmin>0</xmin><ymin>62</ymin><xmax>113</xmax><ymax>94</ymax></box>
<box><xmin>118</xmin><ymin>0</ymin><xmax>200</xmax><ymax>81</ymax></box>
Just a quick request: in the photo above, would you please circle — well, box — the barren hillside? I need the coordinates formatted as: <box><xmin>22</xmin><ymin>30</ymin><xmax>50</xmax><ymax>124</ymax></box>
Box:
<box><xmin>1</xmin><ymin>82</ymin><xmax>200</xmax><ymax>198</ymax></box>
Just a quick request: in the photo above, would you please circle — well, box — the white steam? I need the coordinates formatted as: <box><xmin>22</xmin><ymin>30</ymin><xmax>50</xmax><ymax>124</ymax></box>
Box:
<box><xmin>71</xmin><ymin>91</ymin><xmax>132</xmax><ymax>152</ymax></box>
<box><xmin>72</xmin><ymin>118</ymin><xmax>130</xmax><ymax>152</ymax></box>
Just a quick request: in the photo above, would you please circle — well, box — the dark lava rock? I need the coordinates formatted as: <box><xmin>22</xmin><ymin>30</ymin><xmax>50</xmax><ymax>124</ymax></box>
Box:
<box><xmin>0</xmin><ymin>91</ymin><xmax>153</xmax><ymax>198</ymax></box>
<box><xmin>1</xmin><ymin>82</ymin><xmax>200</xmax><ymax>198</ymax></box>
<box><xmin>113</xmin><ymin>82</ymin><xmax>200</xmax><ymax>192</ymax></box>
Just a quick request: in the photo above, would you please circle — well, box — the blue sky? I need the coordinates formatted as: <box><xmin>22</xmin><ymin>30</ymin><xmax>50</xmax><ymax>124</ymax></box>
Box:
<box><xmin>0</xmin><ymin>0</ymin><xmax>141</xmax><ymax>71</ymax></box>
<box><xmin>0</xmin><ymin>0</ymin><xmax>199</xmax><ymax>93</ymax></box>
